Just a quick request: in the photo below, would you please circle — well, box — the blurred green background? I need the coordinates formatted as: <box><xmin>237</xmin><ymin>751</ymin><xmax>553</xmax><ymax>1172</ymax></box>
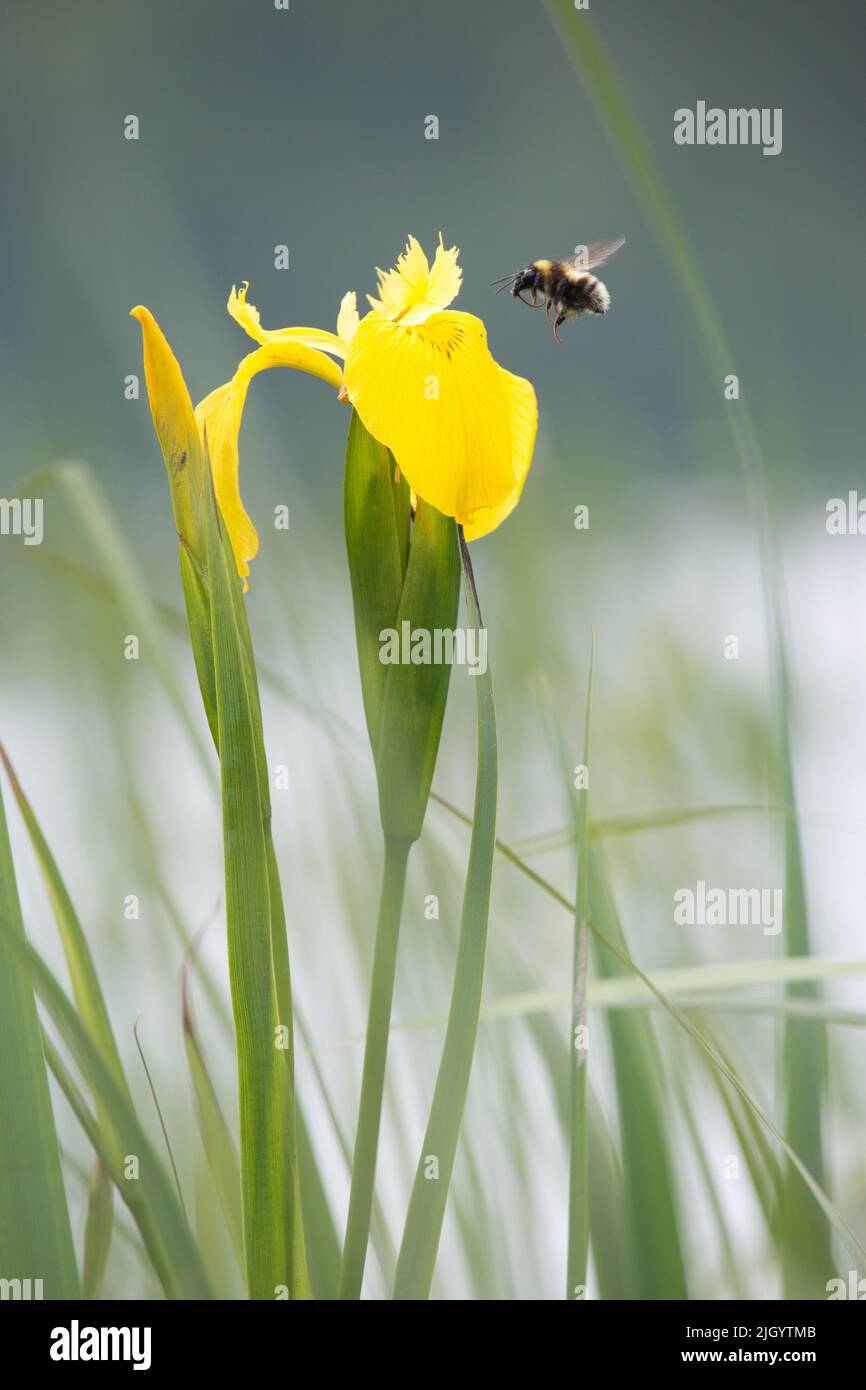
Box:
<box><xmin>1</xmin><ymin>0</ymin><xmax>865</xmax><ymax>1300</ymax></box>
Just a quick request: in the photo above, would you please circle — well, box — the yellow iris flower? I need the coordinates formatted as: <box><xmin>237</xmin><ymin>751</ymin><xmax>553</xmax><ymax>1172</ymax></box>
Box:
<box><xmin>133</xmin><ymin>236</ymin><xmax>537</xmax><ymax>588</ymax></box>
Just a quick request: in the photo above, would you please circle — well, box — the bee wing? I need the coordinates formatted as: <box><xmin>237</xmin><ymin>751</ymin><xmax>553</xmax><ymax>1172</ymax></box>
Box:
<box><xmin>573</xmin><ymin>236</ymin><xmax>626</xmax><ymax>270</ymax></box>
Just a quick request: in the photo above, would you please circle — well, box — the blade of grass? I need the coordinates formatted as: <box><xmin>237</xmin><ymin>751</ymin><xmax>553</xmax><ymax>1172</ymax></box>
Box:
<box><xmin>0</xmin><ymin>740</ymin><xmax>133</xmax><ymax>1295</ymax></box>
<box><xmin>393</xmin><ymin>528</ymin><xmax>498</xmax><ymax>1299</ymax></box>
<box><xmin>0</xmin><ymin>776</ymin><xmax>79</xmax><ymax>1298</ymax></box>
<box><xmin>544</xmin><ymin>0</ymin><xmax>829</xmax><ymax>1295</ymax></box>
<box><xmin>22</xmin><ymin>461</ymin><xmax>215</xmax><ymax>783</ymax></box>
<box><xmin>82</xmin><ymin>1159</ymin><xmax>114</xmax><ymax>1300</ymax></box>
<box><xmin>41</xmin><ymin>1031</ymin><xmax>190</xmax><ymax>1299</ymax></box>
<box><xmin>5</xmin><ymin>932</ymin><xmax>213</xmax><ymax>1298</ymax></box>
<box><xmin>513</xmin><ymin>803</ymin><xmax>789</xmax><ymax>856</ymax></box>
<box><xmin>583</xmin><ymin>879</ymin><xmax>866</xmax><ymax>1273</ymax></box>
<box><xmin>565</xmin><ymin>634</ymin><xmax>594</xmax><ymax>1298</ymax></box>
<box><xmin>133</xmin><ymin>1015</ymin><xmax>188</xmax><ymax>1226</ymax></box>
<box><xmin>313</xmin><ymin>953</ymin><xmax>866</xmax><ymax>1054</ymax></box>
<box><xmin>0</xmin><ymin>743</ymin><xmax>131</xmax><ymax>1096</ymax></box>
<box><xmin>589</xmin><ymin>849</ymin><xmax>688</xmax><ymax>1298</ymax></box>
<box><xmin>296</xmin><ymin>1103</ymin><xmax>342</xmax><ymax>1301</ymax></box>
<box><xmin>180</xmin><ymin>964</ymin><xmax>244</xmax><ymax>1272</ymax></box>
<box><xmin>476</xmin><ymin>956</ymin><xmax>866</xmax><ymax>1021</ymax></box>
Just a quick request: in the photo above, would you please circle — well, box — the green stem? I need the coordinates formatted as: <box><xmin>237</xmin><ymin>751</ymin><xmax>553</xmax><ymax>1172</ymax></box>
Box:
<box><xmin>339</xmin><ymin>834</ymin><xmax>411</xmax><ymax>1298</ymax></box>
<box><xmin>393</xmin><ymin>531</ymin><xmax>498</xmax><ymax>1299</ymax></box>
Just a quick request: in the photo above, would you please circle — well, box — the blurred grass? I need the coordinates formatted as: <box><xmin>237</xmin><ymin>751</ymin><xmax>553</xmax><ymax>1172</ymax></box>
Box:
<box><xmin>3</xmin><ymin>458</ymin><xmax>865</xmax><ymax>1297</ymax></box>
<box><xmin>546</xmin><ymin>0</ymin><xmax>832</xmax><ymax>1297</ymax></box>
<box><xmin>0</xmin><ymin>776</ymin><xmax>79</xmax><ymax>1299</ymax></box>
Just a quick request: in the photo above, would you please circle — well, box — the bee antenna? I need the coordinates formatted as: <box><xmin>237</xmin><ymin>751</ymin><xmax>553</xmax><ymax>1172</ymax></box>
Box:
<box><xmin>490</xmin><ymin>274</ymin><xmax>514</xmax><ymax>286</ymax></box>
<box><xmin>494</xmin><ymin>282</ymin><xmax>512</xmax><ymax>294</ymax></box>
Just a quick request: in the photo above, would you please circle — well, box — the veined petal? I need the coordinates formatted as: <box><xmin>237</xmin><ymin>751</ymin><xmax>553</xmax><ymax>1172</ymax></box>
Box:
<box><xmin>345</xmin><ymin>309</ymin><xmax>533</xmax><ymax>526</ymax></box>
<box><xmin>462</xmin><ymin>367</ymin><xmax>537</xmax><ymax>540</ymax></box>
<box><xmin>195</xmin><ymin>340</ymin><xmax>343</xmax><ymax>588</ymax></box>
<box><xmin>130</xmin><ymin>305</ymin><xmax>205</xmax><ymax>559</ymax></box>
<box><xmin>367</xmin><ymin>235</ymin><xmax>462</xmax><ymax>327</ymax></box>
<box><xmin>228</xmin><ymin>282</ymin><xmax>348</xmax><ymax>358</ymax></box>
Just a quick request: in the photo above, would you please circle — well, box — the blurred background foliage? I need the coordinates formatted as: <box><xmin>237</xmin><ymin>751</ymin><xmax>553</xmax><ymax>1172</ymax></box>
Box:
<box><xmin>1</xmin><ymin>0</ymin><xmax>865</xmax><ymax>1298</ymax></box>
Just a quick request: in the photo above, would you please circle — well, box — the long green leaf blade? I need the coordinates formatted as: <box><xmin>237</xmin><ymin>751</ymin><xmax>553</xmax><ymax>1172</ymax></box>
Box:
<box><xmin>202</xmin><ymin>443</ymin><xmax>307</xmax><ymax>1300</ymax></box>
<box><xmin>0</xmin><ymin>776</ymin><xmax>79</xmax><ymax>1298</ymax></box>
<box><xmin>566</xmin><ymin>634</ymin><xmax>594</xmax><ymax>1297</ymax></box>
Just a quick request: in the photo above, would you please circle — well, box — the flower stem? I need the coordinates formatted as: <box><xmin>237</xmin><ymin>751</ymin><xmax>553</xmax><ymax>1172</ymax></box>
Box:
<box><xmin>339</xmin><ymin>833</ymin><xmax>412</xmax><ymax>1298</ymax></box>
<box><xmin>393</xmin><ymin>529</ymin><xmax>498</xmax><ymax>1299</ymax></box>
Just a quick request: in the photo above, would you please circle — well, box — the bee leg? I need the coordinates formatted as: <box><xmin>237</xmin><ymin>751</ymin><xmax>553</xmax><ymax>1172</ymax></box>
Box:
<box><xmin>552</xmin><ymin>312</ymin><xmax>566</xmax><ymax>343</ymax></box>
<box><xmin>545</xmin><ymin>299</ymin><xmax>553</xmax><ymax>320</ymax></box>
<box><xmin>517</xmin><ymin>291</ymin><xmax>542</xmax><ymax>308</ymax></box>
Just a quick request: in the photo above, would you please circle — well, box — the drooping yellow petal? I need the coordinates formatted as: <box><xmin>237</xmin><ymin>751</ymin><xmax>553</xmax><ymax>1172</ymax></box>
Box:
<box><xmin>130</xmin><ymin>305</ymin><xmax>205</xmax><ymax>559</ymax></box>
<box><xmin>345</xmin><ymin>309</ymin><xmax>535</xmax><ymax>526</ymax></box>
<box><xmin>195</xmin><ymin>340</ymin><xmax>343</xmax><ymax>588</ymax></box>
<box><xmin>227</xmin><ymin>282</ymin><xmax>348</xmax><ymax>358</ymax></box>
<box><xmin>462</xmin><ymin>368</ymin><xmax>537</xmax><ymax>540</ymax></box>
<box><xmin>367</xmin><ymin>235</ymin><xmax>462</xmax><ymax>327</ymax></box>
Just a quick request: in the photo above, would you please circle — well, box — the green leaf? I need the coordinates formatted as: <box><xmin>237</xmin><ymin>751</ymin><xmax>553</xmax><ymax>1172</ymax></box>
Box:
<box><xmin>393</xmin><ymin>530</ymin><xmax>498</xmax><ymax>1299</ymax></box>
<box><xmin>589</xmin><ymin>850</ymin><xmax>689</xmax><ymax>1300</ymax></box>
<box><xmin>201</xmin><ymin>441</ymin><xmax>307</xmax><ymax>1299</ymax></box>
<box><xmin>296</xmin><ymin>1102</ymin><xmax>342</xmax><ymax>1301</ymax></box>
<box><xmin>0</xmin><ymin>740</ymin><xmax>133</xmax><ymax>1295</ymax></box>
<box><xmin>4</xmin><ymin>933</ymin><xmax>212</xmax><ymax>1298</ymax></box>
<box><xmin>181</xmin><ymin>971</ymin><xmax>244</xmax><ymax>1273</ymax></box>
<box><xmin>0</xmin><ymin>776</ymin><xmax>79</xmax><ymax>1298</ymax></box>
<box><xmin>82</xmin><ymin>1160</ymin><xmax>114</xmax><ymax>1300</ymax></box>
<box><xmin>0</xmin><ymin>744</ymin><xmax>130</xmax><ymax>1102</ymax></box>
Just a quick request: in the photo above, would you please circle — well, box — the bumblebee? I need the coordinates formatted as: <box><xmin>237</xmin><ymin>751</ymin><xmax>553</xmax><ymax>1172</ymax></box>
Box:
<box><xmin>494</xmin><ymin>237</ymin><xmax>625</xmax><ymax>342</ymax></box>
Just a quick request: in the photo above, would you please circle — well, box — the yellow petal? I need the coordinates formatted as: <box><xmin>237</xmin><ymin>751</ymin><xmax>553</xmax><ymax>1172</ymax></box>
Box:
<box><xmin>367</xmin><ymin>235</ymin><xmax>462</xmax><ymax>327</ymax></box>
<box><xmin>195</xmin><ymin>340</ymin><xmax>343</xmax><ymax>588</ymax></box>
<box><xmin>462</xmin><ymin>368</ymin><xmax>537</xmax><ymax>540</ymax></box>
<box><xmin>345</xmin><ymin>309</ymin><xmax>535</xmax><ymax>526</ymax></box>
<box><xmin>228</xmin><ymin>281</ymin><xmax>347</xmax><ymax>358</ymax></box>
<box><xmin>129</xmin><ymin>305</ymin><xmax>204</xmax><ymax>558</ymax></box>
<box><xmin>337</xmin><ymin>291</ymin><xmax>360</xmax><ymax>348</ymax></box>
